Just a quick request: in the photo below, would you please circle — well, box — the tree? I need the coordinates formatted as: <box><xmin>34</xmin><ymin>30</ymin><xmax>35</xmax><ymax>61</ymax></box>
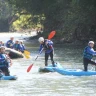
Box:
<box><xmin>0</xmin><ymin>0</ymin><xmax>16</xmax><ymax>32</ymax></box>
<box><xmin>8</xmin><ymin>0</ymin><xmax>96</xmax><ymax>42</ymax></box>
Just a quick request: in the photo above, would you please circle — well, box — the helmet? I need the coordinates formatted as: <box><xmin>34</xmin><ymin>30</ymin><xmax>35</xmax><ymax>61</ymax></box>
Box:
<box><xmin>19</xmin><ymin>40</ymin><xmax>23</xmax><ymax>43</ymax></box>
<box><xmin>88</xmin><ymin>41</ymin><xmax>94</xmax><ymax>44</ymax></box>
<box><xmin>15</xmin><ymin>39</ymin><xmax>19</xmax><ymax>41</ymax></box>
<box><xmin>10</xmin><ymin>37</ymin><xmax>14</xmax><ymax>39</ymax></box>
<box><xmin>38</xmin><ymin>37</ymin><xmax>44</xmax><ymax>42</ymax></box>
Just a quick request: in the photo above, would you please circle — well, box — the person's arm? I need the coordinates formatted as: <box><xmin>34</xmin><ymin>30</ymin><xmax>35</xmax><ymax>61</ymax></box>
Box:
<box><xmin>6</xmin><ymin>40</ymin><xmax>10</xmax><ymax>47</ymax></box>
<box><xmin>0</xmin><ymin>58</ymin><xmax>5</xmax><ymax>61</ymax></box>
<box><xmin>87</xmin><ymin>48</ymin><xmax>96</xmax><ymax>55</ymax></box>
<box><xmin>6</xmin><ymin>54</ymin><xmax>12</xmax><ymax>67</ymax></box>
<box><xmin>39</xmin><ymin>44</ymin><xmax>43</xmax><ymax>52</ymax></box>
<box><xmin>23</xmin><ymin>44</ymin><xmax>26</xmax><ymax>50</ymax></box>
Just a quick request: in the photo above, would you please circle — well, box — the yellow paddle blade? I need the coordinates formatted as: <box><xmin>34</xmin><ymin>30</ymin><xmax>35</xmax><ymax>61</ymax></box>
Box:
<box><xmin>24</xmin><ymin>50</ymin><xmax>31</xmax><ymax>59</ymax></box>
<box><xmin>24</xmin><ymin>50</ymin><xmax>30</xmax><ymax>55</ymax></box>
<box><xmin>25</xmin><ymin>55</ymin><xmax>30</xmax><ymax>59</ymax></box>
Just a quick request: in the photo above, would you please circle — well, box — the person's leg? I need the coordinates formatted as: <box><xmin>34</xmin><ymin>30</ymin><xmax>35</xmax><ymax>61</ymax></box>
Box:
<box><xmin>3</xmin><ymin>67</ymin><xmax>10</xmax><ymax>76</ymax></box>
<box><xmin>83</xmin><ymin>58</ymin><xmax>89</xmax><ymax>71</ymax></box>
<box><xmin>45</xmin><ymin>53</ymin><xmax>49</xmax><ymax>66</ymax></box>
<box><xmin>50</xmin><ymin>51</ymin><xmax>55</xmax><ymax>67</ymax></box>
<box><xmin>88</xmin><ymin>59</ymin><xmax>96</xmax><ymax>70</ymax></box>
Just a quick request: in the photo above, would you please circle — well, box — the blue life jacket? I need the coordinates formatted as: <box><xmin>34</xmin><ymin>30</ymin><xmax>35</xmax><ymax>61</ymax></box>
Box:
<box><xmin>19</xmin><ymin>44</ymin><xmax>25</xmax><ymax>52</ymax></box>
<box><xmin>0</xmin><ymin>44</ymin><xmax>4</xmax><ymax>47</ymax></box>
<box><xmin>6</xmin><ymin>40</ymin><xmax>14</xmax><ymax>48</ymax></box>
<box><xmin>39</xmin><ymin>39</ymin><xmax>53</xmax><ymax>53</ymax></box>
<box><xmin>13</xmin><ymin>44</ymin><xmax>20</xmax><ymax>51</ymax></box>
<box><xmin>83</xmin><ymin>46</ymin><xmax>94</xmax><ymax>60</ymax></box>
<box><xmin>0</xmin><ymin>54</ymin><xmax>9</xmax><ymax>67</ymax></box>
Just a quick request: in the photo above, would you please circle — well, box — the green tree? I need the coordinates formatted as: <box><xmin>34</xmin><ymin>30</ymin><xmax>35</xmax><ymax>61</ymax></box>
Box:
<box><xmin>8</xmin><ymin>0</ymin><xmax>96</xmax><ymax>41</ymax></box>
<box><xmin>0</xmin><ymin>0</ymin><xmax>16</xmax><ymax>32</ymax></box>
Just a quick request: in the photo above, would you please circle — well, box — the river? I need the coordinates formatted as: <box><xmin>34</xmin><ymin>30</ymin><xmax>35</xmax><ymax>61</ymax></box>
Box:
<box><xmin>0</xmin><ymin>33</ymin><xmax>96</xmax><ymax>96</ymax></box>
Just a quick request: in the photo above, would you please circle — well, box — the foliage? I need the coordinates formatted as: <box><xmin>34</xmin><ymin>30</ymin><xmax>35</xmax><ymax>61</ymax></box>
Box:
<box><xmin>7</xmin><ymin>0</ymin><xmax>96</xmax><ymax>41</ymax></box>
<box><xmin>0</xmin><ymin>0</ymin><xmax>16</xmax><ymax>31</ymax></box>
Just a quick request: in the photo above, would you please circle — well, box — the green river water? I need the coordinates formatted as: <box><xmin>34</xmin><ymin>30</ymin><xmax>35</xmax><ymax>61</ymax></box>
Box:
<box><xmin>0</xmin><ymin>33</ymin><xmax>96</xmax><ymax>96</ymax></box>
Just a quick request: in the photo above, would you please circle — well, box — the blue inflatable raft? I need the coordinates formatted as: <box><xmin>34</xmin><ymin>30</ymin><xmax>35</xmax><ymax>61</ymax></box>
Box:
<box><xmin>39</xmin><ymin>63</ymin><xmax>63</xmax><ymax>72</ymax></box>
<box><xmin>54</xmin><ymin>68</ymin><xmax>96</xmax><ymax>76</ymax></box>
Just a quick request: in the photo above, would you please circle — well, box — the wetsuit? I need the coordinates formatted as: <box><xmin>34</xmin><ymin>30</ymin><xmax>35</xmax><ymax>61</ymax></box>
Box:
<box><xmin>39</xmin><ymin>39</ymin><xmax>55</xmax><ymax>67</ymax></box>
<box><xmin>83</xmin><ymin>46</ymin><xmax>96</xmax><ymax>71</ymax></box>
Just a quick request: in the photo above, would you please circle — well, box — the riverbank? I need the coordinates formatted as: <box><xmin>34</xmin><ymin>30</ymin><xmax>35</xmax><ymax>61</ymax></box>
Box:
<box><xmin>25</xmin><ymin>34</ymin><xmax>88</xmax><ymax>47</ymax></box>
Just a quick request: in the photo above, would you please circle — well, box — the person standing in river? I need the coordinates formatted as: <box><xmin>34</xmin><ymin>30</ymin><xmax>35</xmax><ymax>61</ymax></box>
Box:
<box><xmin>38</xmin><ymin>37</ymin><xmax>55</xmax><ymax>67</ymax></box>
<box><xmin>83</xmin><ymin>41</ymin><xmax>96</xmax><ymax>71</ymax></box>
<box><xmin>0</xmin><ymin>46</ymin><xmax>12</xmax><ymax>76</ymax></box>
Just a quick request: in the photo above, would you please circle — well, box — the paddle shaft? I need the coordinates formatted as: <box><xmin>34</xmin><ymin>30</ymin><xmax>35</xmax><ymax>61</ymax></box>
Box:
<box><xmin>35</xmin><ymin>48</ymin><xmax>44</xmax><ymax>60</ymax></box>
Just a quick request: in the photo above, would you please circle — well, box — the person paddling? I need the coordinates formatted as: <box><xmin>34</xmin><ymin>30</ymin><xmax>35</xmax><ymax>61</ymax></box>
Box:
<box><xmin>0</xmin><ymin>41</ymin><xmax>4</xmax><ymax>47</ymax></box>
<box><xmin>38</xmin><ymin>37</ymin><xmax>55</xmax><ymax>67</ymax></box>
<box><xmin>0</xmin><ymin>46</ymin><xmax>12</xmax><ymax>76</ymax></box>
<box><xmin>83</xmin><ymin>41</ymin><xmax>96</xmax><ymax>71</ymax></box>
<box><xmin>6</xmin><ymin>37</ymin><xmax>14</xmax><ymax>48</ymax></box>
<box><xmin>13</xmin><ymin>40</ymin><xmax>20</xmax><ymax>51</ymax></box>
<box><xmin>19</xmin><ymin>40</ymin><xmax>26</xmax><ymax>53</ymax></box>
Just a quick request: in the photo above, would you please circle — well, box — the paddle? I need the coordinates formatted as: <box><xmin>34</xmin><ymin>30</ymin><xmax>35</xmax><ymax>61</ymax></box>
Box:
<box><xmin>27</xmin><ymin>49</ymin><xmax>43</xmax><ymax>72</ymax></box>
<box><xmin>27</xmin><ymin>31</ymin><xmax>56</xmax><ymax>72</ymax></box>
<box><xmin>24</xmin><ymin>50</ymin><xmax>31</xmax><ymax>59</ymax></box>
<box><xmin>48</xmin><ymin>31</ymin><xmax>56</xmax><ymax>40</ymax></box>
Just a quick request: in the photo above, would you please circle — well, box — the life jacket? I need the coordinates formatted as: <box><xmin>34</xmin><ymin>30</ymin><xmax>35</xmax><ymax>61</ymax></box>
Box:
<box><xmin>13</xmin><ymin>44</ymin><xmax>20</xmax><ymax>51</ymax></box>
<box><xmin>6</xmin><ymin>40</ymin><xmax>14</xmax><ymax>48</ymax></box>
<box><xmin>0</xmin><ymin>54</ymin><xmax>9</xmax><ymax>67</ymax></box>
<box><xmin>83</xmin><ymin>46</ymin><xmax>93</xmax><ymax>60</ymax></box>
<box><xmin>43</xmin><ymin>39</ymin><xmax>53</xmax><ymax>50</ymax></box>
<box><xmin>40</xmin><ymin>39</ymin><xmax>53</xmax><ymax>53</ymax></box>
<box><xmin>19</xmin><ymin>44</ymin><xmax>25</xmax><ymax>52</ymax></box>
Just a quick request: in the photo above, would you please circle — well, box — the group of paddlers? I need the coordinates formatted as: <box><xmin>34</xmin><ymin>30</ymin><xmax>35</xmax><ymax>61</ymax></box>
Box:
<box><xmin>0</xmin><ymin>37</ymin><xmax>26</xmax><ymax>76</ymax></box>
<box><xmin>0</xmin><ymin>37</ymin><xmax>26</xmax><ymax>53</ymax></box>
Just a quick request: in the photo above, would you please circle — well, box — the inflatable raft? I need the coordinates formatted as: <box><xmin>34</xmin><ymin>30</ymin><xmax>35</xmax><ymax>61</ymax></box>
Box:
<box><xmin>54</xmin><ymin>68</ymin><xmax>96</xmax><ymax>76</ymax></box>
<box><xmin>5</xmin><ymin>48</ymin><xmax>24</xmax><ymax>59</ymax></box>
<box><xmin>39</xmin><ymin>63</ymin><xmax>63</xmax><ymax>72</ymax></box>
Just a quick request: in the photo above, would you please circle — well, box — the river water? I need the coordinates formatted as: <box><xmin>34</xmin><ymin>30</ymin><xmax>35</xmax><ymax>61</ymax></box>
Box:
<box><xmin>0</xmin><ymin>33</ymin><xmax>96</xmax><ymax>96</ymax></box>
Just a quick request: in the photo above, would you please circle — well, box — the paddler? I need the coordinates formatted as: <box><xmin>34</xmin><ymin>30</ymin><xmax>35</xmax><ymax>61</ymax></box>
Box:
<box><xmin>6</xmin><ymin>37</ymin><xmax>14</xmax><ymax>48</ymax></box>
<box><xmin>38</xmin><ymin>37</ymin><xmax>55</xmax><ymax>67</ymax></box>
<box><xmin>0</xmin><ymin>46</ymin><xmax>12</xmax><ymax>76</ymax></box>
<box><xmin>83</xmin><ymin>41</ymin><xmax>96</xmax><ymax>71</ymax></box>
<box><xmin>13</xmin><ymin>40</ymin><xmax>20</xmax><ymax>51</ymax></box>
<box><xmin>19</xmin><ymin>40</ymin><xmax>26</xmax><ymax>53</ymax></box>
<box><xmin>0</xmin><ymin>41</ymin><xmax>4</xmax><ymax>47</ymax></box>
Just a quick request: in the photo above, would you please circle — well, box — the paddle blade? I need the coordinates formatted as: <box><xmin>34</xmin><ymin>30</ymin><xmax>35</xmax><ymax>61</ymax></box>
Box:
<box><xmin>48</xmin><ymin>31</ymin><xmax>56</xmax><ymax>40</ymax></box>
<box><xmin>24</xmin><ymin>50</ymin><xmax>30</xmax><ymax>55</ymax></box>
<box><xmin>27</xmin><ymin>64</ymin><xmax>33</xmax><ymax>72</ymax></box>
<box><xmin>24</xmin><ymin>50</ymin><xmax>30</xmax><ymax>59</ymax></box>
<box><xmin>25</xmin><ymin>55</ymin><xmax>30</xmax><ymax>59</ymax></box>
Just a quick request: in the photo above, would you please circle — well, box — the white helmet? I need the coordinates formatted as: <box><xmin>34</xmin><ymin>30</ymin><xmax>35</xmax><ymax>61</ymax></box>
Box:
<box><xmin>38</xmin><ymin>37</ymin><xmax>44</xmax><ymax>42</ymax></box>
<box><xmin>19</xmin><ymin>40</ymin><xmax>23</xmax><ymax>43</ymax></box>
<box><xmin>88</xmin><ymin>41</ymin><xmax>94</xmax><ymax>44</ymax></box>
